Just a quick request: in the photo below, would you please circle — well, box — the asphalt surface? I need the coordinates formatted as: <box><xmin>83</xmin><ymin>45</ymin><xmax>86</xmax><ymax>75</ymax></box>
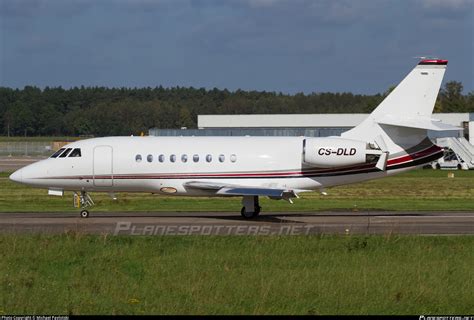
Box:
<box><xmin>0</xmin><ymin>157</ymin><xmax>45</xmax><ymax>172</ymax></box>
<box><xmin>1</xmin><ymin>211</ymin><xmax>473</xmax><ymax>235</ymax></box>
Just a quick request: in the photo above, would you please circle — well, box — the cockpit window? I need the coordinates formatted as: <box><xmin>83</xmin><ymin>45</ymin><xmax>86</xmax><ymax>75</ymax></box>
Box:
<box><xmin>69</xmin><ymin>148</ymin><xmax>82</xmax><ymax>157</ymax></box>
<box><xmin>59</xmin><ymin>148</ymin><xmax>72</xmax><ymax>158</ymax></box>
<box><xmin>50</xmin><ymin>148</ymin><xmax>65</xmax><ymax>158</ymax></box>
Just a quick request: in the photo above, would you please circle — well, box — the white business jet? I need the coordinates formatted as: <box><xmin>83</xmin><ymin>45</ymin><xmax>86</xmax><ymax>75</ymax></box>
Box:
<box><xmin>10</xmin><ymin>59</ymin><xmax>457</xmax><ymax>218</ymax></box>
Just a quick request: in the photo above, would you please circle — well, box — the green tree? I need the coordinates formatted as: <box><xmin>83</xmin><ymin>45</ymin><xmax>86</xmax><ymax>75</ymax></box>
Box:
<box><xmin>439</xmin><ymin>81</ymin><xmax>465</xmax><ymax>112</ymax></box>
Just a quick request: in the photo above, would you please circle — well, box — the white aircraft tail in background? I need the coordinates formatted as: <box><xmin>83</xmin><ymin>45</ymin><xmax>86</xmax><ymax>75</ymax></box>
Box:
<box><xmin>10</xmin><ymin>59</ymin><xmax>459</xmax><ymax>218</ymax></box>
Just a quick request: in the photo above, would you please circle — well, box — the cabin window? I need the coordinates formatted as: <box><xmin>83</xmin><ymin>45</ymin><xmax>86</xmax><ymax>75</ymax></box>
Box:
<box><xmin>219</xmin><ymin>154</ymin><xmax>225</xmax><ymax>162</ymax></box>
<box><xmin>59</xmin><ymin>148</ymin><xmax>72</xmax><ymax>158</ymax></box>
<box><xmin>69</xmin><ymin>148</ymin><xmax>81</xmax><ymax>157</ymax></box>
<box><xmin>230</xmin><ymin>154</ymin><xmax>237</xmax><ymax>163</ymax></box>
<box><xmin>206</xmin><ymin>154</ymin><xmax>212</xmax><ymax>162</ymax></box>
<box><xmin>193</xmin><ymin>154</ymin><xmax>199</xmax><ymax>162</ymax></box>
<box><xmin>181</xmin><ymin>154</ymin><xmax>188</xmax><ymax>163</ymax></box>
<box><xmin>136</xmin><ymin>154</ymin><xmax>142</xmax><ymax>162</ymax></box>
<box><xmin>159</xmin><ymin>154</ymin><xmax>165</xmax><ymax>163</ymax></box>
<box><xmin>147</xmin><ymin>154</ymin><xmax>153</xmax><ymax>162</ymax></box>
<box><xmin>170</xmin><ymin>154</ymin><xmax>176</xmax><ymax>162</ymax></box>
<box><xmin>50</xmin><ymin>148</ymin><xmax>65</xmax><ymax>158</ymax></box>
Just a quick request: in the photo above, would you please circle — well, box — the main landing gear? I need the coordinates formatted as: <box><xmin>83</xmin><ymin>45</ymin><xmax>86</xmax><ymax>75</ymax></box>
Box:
<box><xmin>74</xmin><ymin>191</ymin><xmax>94</xmax><ymax>218</ymax></box>
<box><xmin>80</xmin><ymin>209</ymin><xmax>90</xmax><ymax>218</ymax></box>
<box><xmin>240</xmin><ymin>196</ymin><xmax>261</xmax><ymax>219</ymax></box>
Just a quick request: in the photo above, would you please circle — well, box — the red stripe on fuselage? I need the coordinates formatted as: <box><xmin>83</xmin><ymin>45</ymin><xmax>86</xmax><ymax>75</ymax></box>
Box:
<box><xmin>386</xmin><ymin>144</ymin><xmax>440</xmax><ymax>166</ymax></box>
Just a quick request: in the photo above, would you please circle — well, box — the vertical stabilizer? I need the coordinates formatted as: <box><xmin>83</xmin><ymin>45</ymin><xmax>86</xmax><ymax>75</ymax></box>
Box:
<box><xmin>342</xmin><ymin>59</ymin><xmax>448</xmax><ymax>154</ymax></box>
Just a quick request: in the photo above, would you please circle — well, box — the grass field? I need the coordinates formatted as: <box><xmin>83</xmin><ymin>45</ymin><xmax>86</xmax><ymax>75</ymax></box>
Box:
<box><xmin>0</xmin><ymin>234</ymin><xmax>473</xmax><ymax>315</ymax></box>
<box><xmin>1</xmin><ymin>169</ymin><xmax>473</xmax><ymax>213</ymax></box>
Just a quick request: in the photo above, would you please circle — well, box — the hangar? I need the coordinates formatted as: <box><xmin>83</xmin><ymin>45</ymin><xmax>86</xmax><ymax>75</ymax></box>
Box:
<box><xmin>150</xmin><ymin>113</ymin><xmax>473</xmax><ymax>144</ymax></box>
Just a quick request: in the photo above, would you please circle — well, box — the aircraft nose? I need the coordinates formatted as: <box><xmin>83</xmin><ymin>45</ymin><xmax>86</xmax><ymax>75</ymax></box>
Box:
<box><xmin>9</xmin><ymin>169</ymin><xmax>23</xmax><ymax>183</ymax></box>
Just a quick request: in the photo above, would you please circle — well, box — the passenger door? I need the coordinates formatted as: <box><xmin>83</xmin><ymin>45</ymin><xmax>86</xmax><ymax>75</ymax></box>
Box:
<box><xmin>93</xmin><ymin>145</ymin><xmax>113</xmax><ymax>187</ymax></box>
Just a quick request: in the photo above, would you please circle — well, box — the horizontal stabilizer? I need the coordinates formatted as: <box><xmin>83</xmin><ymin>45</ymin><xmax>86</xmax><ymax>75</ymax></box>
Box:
<box><xmin>376</xmin><ymin>115</ymin><xmax>461</xmax><ymax>131</ymax></box>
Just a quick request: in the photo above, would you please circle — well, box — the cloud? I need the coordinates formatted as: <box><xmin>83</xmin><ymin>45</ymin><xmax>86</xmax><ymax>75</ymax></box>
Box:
<box><xmin>420</xmin><ymin>0</ymin><xmax>473</xmax><ymax>9</ymax></box>
<box><xmin>246</xmin><ymin>0</ymin><xmax>285</xmax><ymax>7</ymax></box>
<box><xmin>0</xmin><ymin>0</ymin><xmax>42</xmax><ymax>18</ymax></box>
<box><xmin>0</xmin><ymin>0</ymin><xmax>95</xmax><ymax>20</ymax></box>
<box><xmin>0</xmin><ymin>0</ymin><xmax>472</xmax><ymax>93</ymax></box>
<box><xmin>418</xmin><ymin>0</ymin><xmax>474</xmax><ymax>19</ymax></box>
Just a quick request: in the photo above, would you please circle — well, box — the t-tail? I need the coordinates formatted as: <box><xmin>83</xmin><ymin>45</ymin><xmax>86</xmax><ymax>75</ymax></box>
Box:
<box><xmin>342</xmin><ymin>59</ymin><xmax>458</xmax><ymax>169</ymax></box>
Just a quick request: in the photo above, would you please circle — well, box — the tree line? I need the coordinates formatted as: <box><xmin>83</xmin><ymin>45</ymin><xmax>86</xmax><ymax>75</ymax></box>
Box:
<box><xmin>0</xmin><ymin>81</ymin><xmax>472</xmax><ymax>137</ymax></box>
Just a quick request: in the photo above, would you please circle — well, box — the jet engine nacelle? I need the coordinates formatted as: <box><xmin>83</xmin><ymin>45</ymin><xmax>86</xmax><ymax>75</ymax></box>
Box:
<box><xmin>303</xmin><ymin>137</ymin><xmax>379</xmax><ymax>168</ymax></box>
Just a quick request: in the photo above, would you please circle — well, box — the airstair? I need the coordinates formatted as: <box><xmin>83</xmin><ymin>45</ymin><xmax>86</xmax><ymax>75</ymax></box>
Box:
<box><xmin>457</xmin><ymin>137</ymin><xmax>474</xmax><ymax>155</ymax></box>
<box><xmin>435</xmin><ymin>137</ymin><xmax>474</xmax><ymax>169</ymax></box>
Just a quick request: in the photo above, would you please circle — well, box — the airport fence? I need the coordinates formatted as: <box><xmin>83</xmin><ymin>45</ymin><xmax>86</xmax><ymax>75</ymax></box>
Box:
<box><xmin>0</xmin><ymin>141</ymin><xmax>55</xmax><ymax>157</ymax></box>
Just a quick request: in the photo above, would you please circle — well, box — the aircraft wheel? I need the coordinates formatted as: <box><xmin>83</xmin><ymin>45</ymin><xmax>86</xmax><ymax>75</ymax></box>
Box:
<box><xmin>80</xmin><ymin>210</ymin><xmax>90</xmax><ymax>218</ymax></box>
<box><xmin>240</xmin><ymin>206</ymin><xmax>261</xmax><ymax>219</ymax></box>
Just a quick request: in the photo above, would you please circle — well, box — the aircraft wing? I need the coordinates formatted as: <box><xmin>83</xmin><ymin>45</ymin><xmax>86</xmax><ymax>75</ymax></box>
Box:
<box><xmin>183</xmin><ymin>181</ymin><xmax>299</xmax><ymax>202</ymax></box>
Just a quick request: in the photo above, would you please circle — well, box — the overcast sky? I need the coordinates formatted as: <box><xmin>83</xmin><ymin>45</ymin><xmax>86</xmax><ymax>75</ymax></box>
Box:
<box><xmin>0</xmin><ymin>0</ymin><xmax>472</xmax><ymax>94</ymax></box>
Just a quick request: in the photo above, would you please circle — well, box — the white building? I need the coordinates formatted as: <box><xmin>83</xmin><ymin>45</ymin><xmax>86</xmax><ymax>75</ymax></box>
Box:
<box><xmin>197</xmin><ymin>113</ymin><xmax>473</xmax><ymax>143</ymax></box>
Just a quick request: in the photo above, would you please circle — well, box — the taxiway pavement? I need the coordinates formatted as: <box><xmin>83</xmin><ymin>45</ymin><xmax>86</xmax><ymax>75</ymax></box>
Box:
<box><xmin>1</xmin><ymin>211</ymin><xmax>473</xmax><ymax>235</ymax></box>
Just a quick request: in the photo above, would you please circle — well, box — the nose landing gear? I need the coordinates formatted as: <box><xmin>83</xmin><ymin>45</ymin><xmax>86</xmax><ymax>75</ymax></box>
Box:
<box><xmin>74</xmin><ymin>191</ymin><xmax>94</xmax><ymax>218</ymax></box>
